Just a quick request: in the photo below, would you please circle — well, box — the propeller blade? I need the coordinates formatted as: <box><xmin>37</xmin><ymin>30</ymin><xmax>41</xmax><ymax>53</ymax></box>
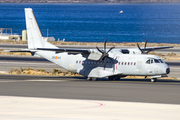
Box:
<box><xmin>96</xmin><ymin>46</ymin><xmax>104</xmax><ymax>54</ymax></box>
<box><xmin>107</xmin><ymin>56</ymin><xmax>114</xmax><ymax>63</ymax></box>
<box><xmin>104</xmin><ymin>57</ymin><xmax>107</xmax><ymax>70</ymax></box>
<box><xmin>107</xmin><ymin>46</ymin><xmax>115</xmax><ymax>54</ymax></box>
<box><xmin>143</xmin><ymin>38</ymin><xmax>148</xmax><ymax>53</ymax></box>
<box><xmin>137</xmin><ymin>43</ymin><xmax>143</xmax><ymax>53</ymax></box>
<box><xmin>104</xmin><ymin>38</ymin><xmax>107</xmax><ymax>53</ymax></box>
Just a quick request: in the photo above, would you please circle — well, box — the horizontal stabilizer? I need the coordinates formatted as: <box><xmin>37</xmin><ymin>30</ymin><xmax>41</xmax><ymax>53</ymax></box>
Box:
<box><xmin>4</xmin><ymin>49</ymin><xmax>32</xmax><ymax>53</ymax></box>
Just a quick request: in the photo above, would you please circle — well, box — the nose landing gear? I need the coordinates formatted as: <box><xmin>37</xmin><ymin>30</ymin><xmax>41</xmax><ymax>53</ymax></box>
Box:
<box><xmin>151</xmin><ymin>78</ymin><xmax>157</xmax><ymax>82</ymax></box>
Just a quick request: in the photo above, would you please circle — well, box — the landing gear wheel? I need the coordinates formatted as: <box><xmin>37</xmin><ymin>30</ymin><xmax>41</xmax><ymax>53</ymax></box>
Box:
<box><xmin>114</xmin><ymin>76</ymin><xmax>120</xmax><ymax>81</ymax></box>
<box><xmin>108</xmin><ymin>76</ymin><xmax>114</xmax><ymax>81</ymax></box>
<box><xmin>151</xmin><ymin>78</ymin><xmax>157</xmax><ymax>82</ymax></box>
<box><xmin>86</xmin><ymin>77</ymin><xmax>92</xmax><ymax>81</ymax></box>
<box><xmin>92</xmin><ymin>77</ymin><xmax>98</xmax><ymax>81</ymax></box>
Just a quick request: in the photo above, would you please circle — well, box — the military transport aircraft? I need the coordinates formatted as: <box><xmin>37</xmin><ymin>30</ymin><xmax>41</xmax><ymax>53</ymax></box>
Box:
<box><xmin>9</xmin><ymin>8</ymin><xmax>173</xmax><ymax>82</ymax></box>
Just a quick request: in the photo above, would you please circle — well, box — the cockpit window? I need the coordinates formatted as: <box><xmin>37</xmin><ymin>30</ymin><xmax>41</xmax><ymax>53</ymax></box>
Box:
<box><xmin>146</xmin><ymin>59</ymin><xmax>150</xmax><ymax>64</ymax></box>
<box><xmin>146</xmin><ymin>59</ymin><xmax>164</xmax><ymax>64</ymax></box>
<box><xmin>154</xmin><ymin>59</ymin><xmax>160</xmax><ymax>63</ymax></box>
<box><xmin>159</xmin><ymin>59</ymin><xmax>164</xmax><ymax>63</ymax></box>
<box><xmin>151</xmin><ymin>59</ymin><xmax>154</xmax><ymax>64</ymax></box>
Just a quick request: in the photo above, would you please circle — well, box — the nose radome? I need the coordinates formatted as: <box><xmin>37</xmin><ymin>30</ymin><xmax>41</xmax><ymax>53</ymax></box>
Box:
<box><xmin>166</xmin><ymin>68</ymin><xmax>170</xmax><ymax>74</ymax></box>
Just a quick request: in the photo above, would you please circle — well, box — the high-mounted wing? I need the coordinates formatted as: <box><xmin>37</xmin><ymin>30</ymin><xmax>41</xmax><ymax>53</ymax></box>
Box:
<box><xmin>143</xmin><ymin>46</ymin><xmax>173</xmax><ymax>52</ymax></box>
<box><xmin>37</xmin><ymin>48</ymin><xmax>104</xmax><ymax>61</ymax></box>
<box><xmin>37</xmin><ymin>48</ymin><xmax>90</xmax><ymax>54</ymax></box>
<box><xmin>136</xmin><ymin>39</ymin><xmax>174</xmax><ymax>54</ymax></box>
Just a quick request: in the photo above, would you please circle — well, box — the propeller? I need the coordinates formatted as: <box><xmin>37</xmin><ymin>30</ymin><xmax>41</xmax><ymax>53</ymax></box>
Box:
<box><xmin>137</xmin><ymin>38</ymin><xmax>149</xmax><ymax>54</ymax></box>
<box><xmin>96</xmin><ymin>38</ymin><xmax>115</xmax><ymax>70</ymax></box>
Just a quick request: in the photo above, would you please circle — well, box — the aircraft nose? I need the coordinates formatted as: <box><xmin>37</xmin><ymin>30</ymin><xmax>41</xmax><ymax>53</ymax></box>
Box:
<box><xmin>166</xmin><ymin>68</ymin><xmax>170</xmax><ymax>74</ymax></box>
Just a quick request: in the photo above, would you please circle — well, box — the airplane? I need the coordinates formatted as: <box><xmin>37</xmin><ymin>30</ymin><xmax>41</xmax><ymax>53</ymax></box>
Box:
<box><xmin>8</xmin><ymin>8</ymin><xmax>173</xmax><ymax>82</ymax></box>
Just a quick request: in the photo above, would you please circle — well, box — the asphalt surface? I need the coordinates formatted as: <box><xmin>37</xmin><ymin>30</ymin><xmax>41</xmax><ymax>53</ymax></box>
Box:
<box><xmin>0</xmin><ymin>74</ymin><xmax>180</xmax><ymax>105</ymax></box>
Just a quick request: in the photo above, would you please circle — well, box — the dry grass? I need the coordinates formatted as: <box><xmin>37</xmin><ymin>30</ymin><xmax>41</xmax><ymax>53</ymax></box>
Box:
<box><xmin>6</xmin><ymin>67</ymin><xmax>178</xmax><ymax>80</ymax></box>
<box><xmin>124</xmin><ymin>76</ymin><xmax>178</xmax><ymax>80</ymax></box>
<box><xmin>149</xmin><ymin>52</ymin><xmax>180</xmax><ymax>60</ymax></box>
<box><xmin>0</xmin><ymin>51</ymin><xmax>31</xmax><ymax>56</ymax></box>
<box><xmin>8</xmin><ymin>68</ymin><xmax>81</xmax><ymax>76</ymax></box>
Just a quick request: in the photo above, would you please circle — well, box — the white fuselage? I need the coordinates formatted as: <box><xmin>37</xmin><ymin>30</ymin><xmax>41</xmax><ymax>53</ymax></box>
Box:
<box><xmin>36</xmin><ymin>50</ymin><xmax>169</xmax><ymax>78</ymax></box>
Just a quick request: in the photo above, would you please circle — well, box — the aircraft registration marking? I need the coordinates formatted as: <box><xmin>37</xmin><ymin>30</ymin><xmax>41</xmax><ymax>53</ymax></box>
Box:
<box><xmin>52</xmin><ymin>56</ymin><xmax>61</xmax><ymax>59</ymax></box>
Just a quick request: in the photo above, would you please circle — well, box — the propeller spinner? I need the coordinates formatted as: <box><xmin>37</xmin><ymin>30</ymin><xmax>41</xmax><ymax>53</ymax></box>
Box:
<box><xmin>96</xmin><ymin>39</ymin><xmax>115</xmax><ymax>70</ymax></box>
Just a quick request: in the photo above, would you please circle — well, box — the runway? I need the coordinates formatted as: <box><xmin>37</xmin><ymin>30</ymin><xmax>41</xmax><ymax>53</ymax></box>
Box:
<box><xmin>0</xmin><ymin>74</ymin><xmax>180</xmax><ymax>120</ymax></box>
<box><xmin>0</xmin><ymin>74</ymin><xmax>180</xmax><ymax>104</ymax></box>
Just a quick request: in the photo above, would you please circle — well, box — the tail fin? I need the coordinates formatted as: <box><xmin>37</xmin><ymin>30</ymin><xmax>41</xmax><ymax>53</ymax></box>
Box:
<box><xmin>25</xmin><ymin>8</ymin><xmax>57</xmax><ymax>49</ymax></box>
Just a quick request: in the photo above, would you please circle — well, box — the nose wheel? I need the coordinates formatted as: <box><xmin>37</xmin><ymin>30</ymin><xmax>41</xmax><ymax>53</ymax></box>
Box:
<box><xmin>151</xmin><ymin>78</ymin><xmax>157</xmax><ymax>82</ymax></box>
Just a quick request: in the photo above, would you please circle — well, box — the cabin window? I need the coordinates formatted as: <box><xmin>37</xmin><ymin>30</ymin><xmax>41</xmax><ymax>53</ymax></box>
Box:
<box><xmin>131</xmin><ymin>62</ymin><xmax>133</xmax><ymax>65</ymax></box>
<box><xmin>146</xmin><ymin>59</ymin><xmax>150</xmax><ymax>64</ymax></box>
<box><xmin>82</xmin><ymin>61</ymin><xmax>84</xmax><ymax>64</ymax></box>
<box><xmin>125</xmin><ymin>62</ymin><xmax>127</xmax><ymax>65</ymax></box>
<box><xmin>134</xmin><ymin>62</ymin><xmax>136</xmax><ymax>66</ymax></box>
<box><xmin>128</xmin><ymin>62</ymin><xmax>130</xmax><ymax>65</ymax></box>
<box><xmin>119</xmin><ymin>62</ymin><xmax>120</xmax><ymax>65</ymax></box>
<box><xmin>122</xmin><ymin>62</ymin><xmax>124</xmax><ymax>65</ymax></box>
<box><xmin>79</xmin><ymin>61</ymin><xmax>81</xmax><ymax>64</ymax></box>
<box><xmin>76</xmin><ymin>61</ymin><xmax>78</xmax><ymax>64</ymax></box>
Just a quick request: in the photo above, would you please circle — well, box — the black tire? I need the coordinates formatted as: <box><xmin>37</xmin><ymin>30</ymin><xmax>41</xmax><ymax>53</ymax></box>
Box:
<box><xmin>108</xmin><ymin>76</ymin><xmax>114</xmax><ymax>81</ymax></box>
<box><xmin>86</xmin><ymin>77</ymin><xmax>92</xmax><ymax>81</ymax></box>
<box><xmin>151</xmin><ymin>78</ymin><xmax>157</xmax><ymax>82</ymax></box>
<box><xmin>114</xmin><ymin>76</ymin><xmax>120</xmax><ymax>81</ymax></box>
<box><xmin>92</xmin><ymin>77</ymin><xmax>98</xmax><ymax>81</ymax></box>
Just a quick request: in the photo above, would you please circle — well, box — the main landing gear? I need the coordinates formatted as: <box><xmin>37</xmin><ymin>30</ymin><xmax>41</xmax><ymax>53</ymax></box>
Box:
<box><xmin>86</xmin><ymin>77</ymin><xmax>98</xmax><ymax>81</ymax></box>
<box><xmin>86</xmin><ymin>76</ymin><xmax>121</xmax><ymax>81</ymax></box>
<box><xmin>108</xmin><ymin>76</ymin><xmax>120</xmax><ymax>81</ymax></box>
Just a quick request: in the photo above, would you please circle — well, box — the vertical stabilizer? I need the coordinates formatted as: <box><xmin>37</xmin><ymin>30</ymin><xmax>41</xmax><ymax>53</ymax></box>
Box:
<box><xmin>25</xmin><ymin>8</ymin><xmax>57</xmax><ymax>49</ymax></box>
